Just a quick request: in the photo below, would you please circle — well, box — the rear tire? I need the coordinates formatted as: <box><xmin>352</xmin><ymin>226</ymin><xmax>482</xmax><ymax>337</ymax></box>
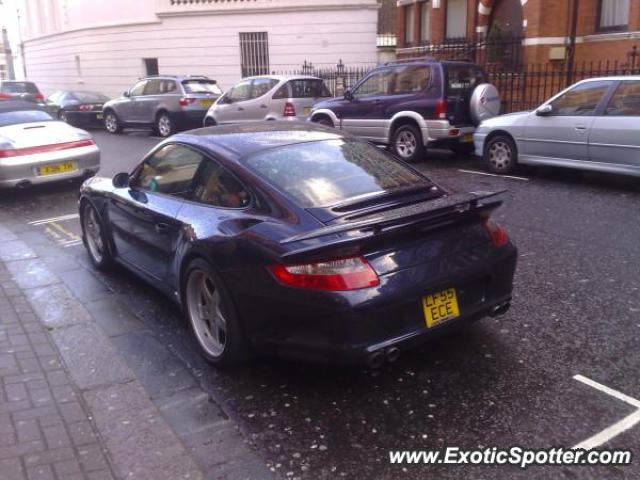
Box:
<box><xmin>80</xmin><ymin>202</ymin><xmax>114</xmax><ymax>271</ymax></box>
<box><xmin>104</xmin><ymin>111</ymin><xmax>122</xmax><ymax>134</ymax></box>
<box><xmin>392</xmin><ymin>123</ymin><xmax>424</xmax><ymax>163</ymax></box>
<box><xmin>312</xmin><ymin>116</ymin><xmax>334</xmax><ymax>128</ymax></box>
<box><xmin>155</xmin><ymin>112</ymin><xmax>174</xmax><ymax>138</ymax></box>
<box><xmin>183</xmin><ymin>259</ymin><xmax>249</xmax><ymax>367</ymax></box>
<box><xmin>484</xmin><ymin>134</ymin><xmax>517</xmax><ymax>174</ymax></box>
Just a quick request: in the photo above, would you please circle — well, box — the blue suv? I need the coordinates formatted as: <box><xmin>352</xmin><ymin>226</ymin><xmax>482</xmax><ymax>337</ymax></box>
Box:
<box><xmin>309</xmin><ymin>59</ymin><xmax>501</xmax><ymax>163</ymax></box>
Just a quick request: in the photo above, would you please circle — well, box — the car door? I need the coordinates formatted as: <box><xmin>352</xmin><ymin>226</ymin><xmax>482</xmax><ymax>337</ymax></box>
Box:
<box><xmin>341</xmin><ymin>68</ymin><xmax>393</xmax><ymax>141</ymax></box>
<box><xmin>522</xmin><ymin>80</ymin><xmax>614</xmax><ymax>162</ymax></box>
<box><xmin>109</xmin><ymin>143</ymin><xmax>204</xmax><ymax>280</ymax></box>
<box><xmin>243</xmin><ymin>77</ymin><xmax>279</xmax><ymax>120</ymax></box>
<box><xmin>134</xmin><ymin>78</ymin><xmax>162</xmax><ymax>124</ymax></box>
<box><xmin>125</xmin><ymin>80</ymin><xmax>149</xmax><ymax>123</ymax></box>
<box><xmin>215</xmin><ymin>79</ymin><xmax>253</xmax><ymax>124</ymax></box>
<box><xmin>588</xmin><ymin>80</ymin><xmax>640</xmax><ymax>171</ymax></box>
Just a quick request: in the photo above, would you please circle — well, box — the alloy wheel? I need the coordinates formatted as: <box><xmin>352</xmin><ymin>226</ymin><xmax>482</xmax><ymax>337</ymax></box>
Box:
<box><xmin>158</xmin><ymin>115</ymin><xmax>172</xmax><ymax>137</ymax></box>
<box><xmin>105</xmin><ymin>113</ymin><xmax>118</xmax><ymax>133</ymax></box>
<box><xmin>488</xmin><ymin>141</ymin><xmax>512</xmax><ymax>171</ymax></box>
<box><xmin>59</xmin><ymin>111</ymin><xmax>67</xmax><ymax>122</ymax></box>
<box><xmin>395</xmin><ymin>130</ymin><xmax>417</xmax><ymax>158</ymax></box>
<box><xmin>83</xmin><ymin>207</ymin><xmax>104</xmax><ymax>264</ymax></box>
<box><xmin>186</xmin><ymin>270</ymin><xmax>227</xmax><ymax>357</ymax></box>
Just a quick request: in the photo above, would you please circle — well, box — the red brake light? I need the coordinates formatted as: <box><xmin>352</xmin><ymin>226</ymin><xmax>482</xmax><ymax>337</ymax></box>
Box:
<box><xmin>268</xmin><ymin>256</ymin><xmax>380</xmax><ymax>291</ymax></box>
<box><xmin>0</xmin><ymin>92</ymin><xmax>11</xmax><ymax>100</ymax></box>
<box><xmin>0</xmin><ymin>139</ymin><xmax>95</xmax><ymax>158</ymax></box>
<box><xmin>179</xmin><ymin>97</ymin><xmax>197</xmax><ymax>107</ymax></box>
<box><xmin>35</xmin><ymin>93</ymin><xmax>44</xmax><ymax>102</ymax></box>
<box><xmin>483</xmin><ymin>218</ymin><xmax>509</xmax><ymax>247</ymax></box>
<box><xmin>283</xmin><ymin>102</ymin><xmax>296</xmax><ymax>117</ymax></box>
<box><xmin>78</xmin><ymin>104</ymin><xmax>92</xmax><ymax>111</ymax></box>
<box><xmin>435</xmin><ymin>98</ymin><xmax>448</xmax><ymax>119</ymax></box>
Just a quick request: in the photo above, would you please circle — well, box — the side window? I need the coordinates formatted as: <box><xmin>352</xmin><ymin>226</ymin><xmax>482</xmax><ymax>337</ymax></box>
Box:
<box><xmin>192</xmin><ymin>159</ymin><xmax>250</xmax><ymax>208</ymax></box>
<box><xmin>548</xmin><ymin>81</ymin><xmax>612</xmax><ymax>116</ymax></box>
<box><xmin>143</xmin><ymin>79</ymin><xmax>161</xmax><ymax>95</ymax></box>
<box><xmin>391</xmin><ymin>66</ymin><xmax>431</xmax><ymax>94</ymax></box>
<box><xmin>272</xmin><ymin>83</ymin><xmax>290</xmax><ymax>99</ymax></box>
<box><xmin>353</xmin><ymin>70</ymin><xmax>393</xmax><ymax>98</ymax></box>
<box><xmin>129</xmin><ymin>80</ymin><xmax>147</xmax><ymax>97</ymax></box>
<box><xmin>135</xmin><ymin>144</ymin><xmax>204</xmax><ymax>196</ymax></box>
<box><xmin>605</xmin><ymin>81</ymin><xmax>640</xmax><ymax>116</ymax></box>
<box><xmin>159</xmin><ymin>80</ymin><xmax>177</xmax><ymax>94</ymax></box>
<box><xmin>229</xmin><ymin>80</ymin><xmax>253</xmax><ymax>102</ymax></box>
<box><xmin>48</xmin><ymin>91</ymin><xmax>62</xmax><ymax>103</ymax></box>
<box><xmin>251</xmin><ymin>78</ymin><xmax>278</xmax><ymax>99</ymax></box>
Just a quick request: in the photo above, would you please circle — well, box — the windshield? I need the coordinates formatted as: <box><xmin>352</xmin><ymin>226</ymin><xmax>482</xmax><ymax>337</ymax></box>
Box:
<box><xmin>182</xmin><ymin>80</ymin><xmax>223</xmax><ymax>95</ymax></box>
<box><xmin>0</xmin><ymin>82</ymin><xmax>40</xmax><ymax>94</ymax></box>
<box><xmin>0</xmin><ymin>110</ymin><xmax>53</xmax><ymax>127</ymax></box>
<box><xmin>73</xmin><ymin>92</ymin><xmax>109</xmax><ymax>103</ymax></box>
<box><xmin>242</xmin><ymin>139</ymin><xmax>430</xmax><ymax>208</ymax></box>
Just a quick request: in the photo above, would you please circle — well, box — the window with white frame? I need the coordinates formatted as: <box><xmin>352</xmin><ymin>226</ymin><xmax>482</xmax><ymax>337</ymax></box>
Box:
<box><xmin>240</xmin><ymin>32</ymin><xmax>270</xmax><ymax>77</ymax></box>
<box><xmin>446</xmin><ymin>0</ymin><xmax>467</xmax><ymax>39</ymax></box>
<box><xmin>420</xmin><ymin>1</ymin><xmax>431</xmax><ymax>43</ymax></box>
<box><xmin>405</xmin><ymin>5</ymin><xmax>415</xmax><ymax>45</ymax></box>
<box><xmin>599</xmin><ymin>0</ymin><xmax>629</xmax><ymax>31</ymax></box>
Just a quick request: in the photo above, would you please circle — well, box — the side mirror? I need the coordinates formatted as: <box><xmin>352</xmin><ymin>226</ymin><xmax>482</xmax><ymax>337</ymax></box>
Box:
<box><xmin>112</xmin><ymin>172</ymin><xmax>130</xmax><ymax>189</ymax></box>
<box><xmin>344</xmin><ymin>89</ymin><xmax>353</xmax><ymax>101</ymax></box>
<box><xmin>536</xmin><ymin>104</ymin><xmax>553</xmax><ymax>116</ymax></box>
<box><xmin>123</xmin><ymin>91</ymin><xmax>130</xmax><ymax>98</ymax></box>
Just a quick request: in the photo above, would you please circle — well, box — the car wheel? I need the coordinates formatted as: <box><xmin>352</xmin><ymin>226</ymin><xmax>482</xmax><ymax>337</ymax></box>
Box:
<box><xmin>312</xmin><ymin>116</ymin><xmax>334</xmax><ymax>128</ymax></box>
<box><xmin>104</xmin><ymin>111</ymin><xmax>122</xmax><ymax>134</ymax></box>
<box><xmin>156</xmin><ymin>113</ymin><xmax>174</xmax><ymax>138</ymax></box>
<box><xmin>204</xmin><ymin>117</ymin><xmax>217</xmax><ymax>127</ymax></box>
<box><xmin>183</xmin><ymin>259</ymin><xmax>249</xmax><ymax>367</ymax></box>
<box><xmin>80</xmin><ymin>202</ymin><xmax>114</xmax><ymax>270</ymax></box>
<box><xmin>58</xmin><ymin>110</ymin><xmax>68</xmax><ymax>123</ymax></box>
<box><xmin>485</xmin><ymin>135</ymin><xmax>517</xmax><ymax>174</ymax></box>
<box><xmin>449</xmin><ymin>141</ymin><xmax>475</xmax><ymax>156</ymax></box>
<box><xmin>392</xmin><ymin>124</ymin><xmax>424</xmax><ymax>163</ymax></box>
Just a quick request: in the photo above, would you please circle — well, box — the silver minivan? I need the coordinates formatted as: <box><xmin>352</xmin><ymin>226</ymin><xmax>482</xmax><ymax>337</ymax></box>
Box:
<box><xmin>204</xmin><ymin>75</ymin><xmax>331</xmax><ymax>126</ymax></box>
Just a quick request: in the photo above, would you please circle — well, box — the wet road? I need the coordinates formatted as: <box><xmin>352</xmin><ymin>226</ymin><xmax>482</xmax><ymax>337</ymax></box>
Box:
<box><xmin>1</xmin><ymin>129</ymin><xmax>640</xmax><ymax>479</ymax></box>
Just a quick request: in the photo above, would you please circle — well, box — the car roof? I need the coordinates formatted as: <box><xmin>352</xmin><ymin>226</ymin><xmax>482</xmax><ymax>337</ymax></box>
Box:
<box><xmin>173</xmin><ymin>122</ymin><xmax>344</xmax><ymax>159</ymax></box>
<box><xmin>241</xmin><ymin>75</ymin><xmax>324</xmax><ymax>82</ymax></box>
<box><xmin>383</xmin><ymin>57</ymin><xmax>478</xmax><ymax>67</ymax></box>
<box><xmin>578</xmin><ymin>76</ymin><xmax>640</xmax><ymax>82</ymax></box>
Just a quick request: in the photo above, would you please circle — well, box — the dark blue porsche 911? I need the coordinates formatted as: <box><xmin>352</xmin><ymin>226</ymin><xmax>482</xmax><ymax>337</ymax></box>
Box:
<box><xmin>79</xmin><ymin>123</ymin><xmax>517</xmax><ymax>367</ymax></box>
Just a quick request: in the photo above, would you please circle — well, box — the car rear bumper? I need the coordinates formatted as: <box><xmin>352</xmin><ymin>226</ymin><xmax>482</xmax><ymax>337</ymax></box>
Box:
<box><xmin>426</xmin><ymin>120</ymin><xmax>475</xmax><ymax>142</ymax></box>
<box><xmin>234</xmin><ymin>243</ymin><xmax>517</xmax><ymax>365</ymax></box>
<box><xmin>0</xmin><ymin>146</ymin><xmax>100</xmax><ymax>188</ymax></box>
<box><xmin>66</xmin><ymin>111</ymin><xmax>104</xmax><ymax>127</ymax></box>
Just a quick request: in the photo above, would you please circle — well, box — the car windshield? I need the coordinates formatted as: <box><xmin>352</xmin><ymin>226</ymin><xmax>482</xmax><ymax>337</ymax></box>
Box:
<box><xmin>73</xmin><ymin>92</ymin><xmax>109</xmax><ymax>103</ymax></box>
<box><xmin>445</xmin><ymin>65</ymin><xmax>485</xmax><ymax>94</ymax></box>
<box><xmin>242</xmin><ymin>139</ymin><xmax>430</xmax><ymax>208</ymax></box>
<box><xmin>1</xmin><ymin>82</ymin><xmax>40</xmax><ymax>94</ymax></box>
<box><xmin>289</xmin><ymin>79</ymin><xmax>331</xmax><ymax>98</ymax></box>
<box><xmin>182</xmin><ymin>80</ymin><xmax>223</xmax><ymax>95</ymax></box>
<box><xmin>0</xmin><ymin>110</ymin><xmax>53</xmax><ymax>127</ymax></box>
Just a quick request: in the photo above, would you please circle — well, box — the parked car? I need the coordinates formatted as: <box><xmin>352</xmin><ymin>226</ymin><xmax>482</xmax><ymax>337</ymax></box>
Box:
<box><xmin>475</xmin><ymin>76</ymin><xmax>640</xmax><ymax>177</ymax></box>
<box><xmin>78</xmin><ymin>122</ymin><xmax>516</xmax><ymax>367</ymax></box>
<box><xmin>0</xmin><ymin>80</ymin><xmax>45</xmax><ymax>103</ymax></box>
<box><xmin>204</xmin><ymin>75</ymin><xmax>331</xmax><ymax>126</ymax></box>
<box><xmin>47</xmin><ymin>90</ymin><xmax>110</xmax><ymax>127</ymax></box>
<box><xmin>0</xmin><ymin>100</ymin><xmax>100</xmax><ymax>189</ymax></box>
<box><xmin>103</xmin><ymin>75</ymin><xmax>222</xmax><ymax>137</ymax></box>
<box><xmin>309</xmin><ymin>59</ymin><xmax>501</xmax><ymax>163</ymax></box>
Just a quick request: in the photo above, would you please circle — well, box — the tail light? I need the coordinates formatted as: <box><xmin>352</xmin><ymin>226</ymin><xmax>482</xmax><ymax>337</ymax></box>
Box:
<box><xmin>483</xmin><ymin>217</ymin><xmax>509</xmax><ymax>247</ymax></box>
<box><xmin>78</xmin><ymin>104</ymin><xmax>92</xmax><ymax>111</ymax></box>
<box><xmin>0</xmin><ymin>139</ymin><xmax>95</xmax><ymax>158</ymax></box>
<box><xmin>0</xmin><ymin>92</ymin><xmax>11</xmax><ymax>100</ymax></box>
<box><xmin>435</xmin><ymin>98</ymin><xmax>447</xmax><ymax>119</ymax></box>
<box><xmin>179</xmin><ymin>97</ymin><xmax>197</xmax><ymax>107</ymax></box>
<box><xmin>283</xmin><ymin>102</ymin><xmax>296</xmax><ymax>117</ymax></box>
<box><xmin>268</xmin><ymin>256</ymin><xmax>379</xmax><ymax>291</ymax></box>
<box><xmin>35</xmin><ymin>93</ymin><xmax>44</xmax><ymax>102</ymax></box>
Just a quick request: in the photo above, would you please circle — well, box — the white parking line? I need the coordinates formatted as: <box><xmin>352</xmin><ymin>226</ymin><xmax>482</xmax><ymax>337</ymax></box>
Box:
<box><xmin>572</xmin><ymin>374</ymin><xmax>640</xmax><ymax>450</ymax></box>
<box><xmin>457</xmin><ymin>169</ymin><xmax>530</xmax><ymax>181</ymax></box>
<box><xmin>29</xmin><ymin>213</ymin><xmax>79</xmax><ymax>225</ymax></box>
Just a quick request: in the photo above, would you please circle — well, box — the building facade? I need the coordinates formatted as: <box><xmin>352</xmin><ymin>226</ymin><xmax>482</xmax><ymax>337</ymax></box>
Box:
<box><xmin>18</xmin><ymin>0</ymin><xmax>379</xmax><ymax>96</ymax></box>
<box><xmin>396</xmin><ymin>0</ymin><xmax>640</xmax><ymax>67</ymax></box>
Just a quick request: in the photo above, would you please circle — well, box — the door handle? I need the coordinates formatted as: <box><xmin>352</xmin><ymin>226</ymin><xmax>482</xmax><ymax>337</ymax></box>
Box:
<box><xmin>237</xmin><ymin>107</ymin><xmax>244</xmax><ymax>111</ymax></box>
<box><xmin>155</xmin><ymin>223</ymin><xmax>170</xmax><ymax>234</ymax></box>
<box><xmin>260</xmin><ymin>104</ymin><xmax>268</xmax><ymax>109</ymax></box>
<box><xmin>575</xmin><ymin>125</ymin><xmax>587</xmax><ymax>131</ymax></box>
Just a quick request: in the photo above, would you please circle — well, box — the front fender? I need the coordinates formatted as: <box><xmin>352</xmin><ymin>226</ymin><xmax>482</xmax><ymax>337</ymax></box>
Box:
<box><xmin>309</xmin><ymin>109</ymin><xmax>340</xmax><ymax>127</ymax></box>
<box><xmin>389</xmin><ymin>111</ymin><xmax>429</xmax><ymax>144</ymax></box>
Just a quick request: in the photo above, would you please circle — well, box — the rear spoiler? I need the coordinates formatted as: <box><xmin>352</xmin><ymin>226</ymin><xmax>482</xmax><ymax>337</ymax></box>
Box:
<box><xmin>279</xmin><ymin>190</ymin><xmax>506</xmax><ymax>261</ymax></box>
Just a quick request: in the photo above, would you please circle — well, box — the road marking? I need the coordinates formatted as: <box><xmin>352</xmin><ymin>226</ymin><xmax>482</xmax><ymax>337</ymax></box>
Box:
<box><xmin>62</xmin><ymin>240</ymin><xmax>83</xmax><ymax>248</ymax></box>
<box><xmin>29</xmin><ymin>213</ymin><xmax>79</xmax><ymax>225</ymax></box>
<box><xmin>457</xmin><ymin>169</ymin><xmax>530</xmax><ymax>181</ymax></box>
<box><xmin>49</xmin><ymin>222</ymin><xmax>82</xmax><ymax>242</ymax></box>
<box><xmin>572</xmin><ymin>374</ymin><xmax>640</xmax><ymax>450</ymax></box>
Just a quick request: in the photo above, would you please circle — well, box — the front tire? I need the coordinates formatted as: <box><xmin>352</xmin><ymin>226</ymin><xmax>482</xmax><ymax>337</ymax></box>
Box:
<box><xmin>204</xmin><ymin>117</ymin><xmax>217</xmax><ymax>127</ymax></box>
<box><xmin>59</xmin><ymin>110</ymin><xmax>68</xmax><ymax>123</ymax></box>
<box><xmin>80</xmin><ymin>202</ymin><xmax>114</xmax><ymax>270</ymax></box>
<box><xmin>155</xmin><ymin>112</ymin><xmax>174</xmax><ymax>138</ymax></box>
<box><xmin>183</xmin><ymin>259</ymin><xmax>249</xmax><ymax>367</ymax></box>
<box><xmin>104</xmin><ymin>111</ymin><xmax>122</xmax><ymax>134</ymax></box>
<box><xmin>484</xmin><ymin>134</ymin><xmax>517</xmax><ymax>174</ymax></box>
<box><xmin>392</xmin><ymin>124</ymin><xmax>424</xmax><ymax>163</ymax></box>
<box><xmin>312</xmin><ymin>116</ymin><xmax>334</xmax><ymax>128</ymax></box>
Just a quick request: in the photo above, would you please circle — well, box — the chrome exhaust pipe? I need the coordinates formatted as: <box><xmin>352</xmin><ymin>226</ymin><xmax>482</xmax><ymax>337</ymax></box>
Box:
<box><xmin>367</xmin><ymin>351</ymin><xmax>385</xmax><ymax>369</ymax></box>
<box><xmin>385</xmin><ymin>347</ymin><xmax>400</xmax><ymax>363</ymax></box>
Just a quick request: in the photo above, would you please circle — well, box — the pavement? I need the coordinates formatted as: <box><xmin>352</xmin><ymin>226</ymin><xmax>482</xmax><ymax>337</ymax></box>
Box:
<box><xmin>0</xmin><ymin>128</ymin><xmax>639</xmax><ymax>479</ymax></box>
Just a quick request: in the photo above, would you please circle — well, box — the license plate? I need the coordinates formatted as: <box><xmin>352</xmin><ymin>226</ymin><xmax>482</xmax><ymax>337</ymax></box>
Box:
<box><xmin>37</xmin><ymin>161</ymin><xmax>77</xmax><ymax>176</ymax></box>
<box><xmin>461</xmin><ymin>133</ymin><xmax>473</xmax><ymax>143</ymax></box>
<box><xmin>422</xmin><ymin>288</ymin><xmax>460</xmax><ymax>328</ymax></box>
<box><xmin>303</xmin><ymin>106</ymin><xmax>312</xmax><ymax>115</ymax></box>
<box><xmin>96</xmin><ymin>113</ymin><xmax>103</xmax><ymax>120</ymax></box>
<box><xmin>200</xmin><ymin>99</ymin><xmax>214</xmax><ymax>108</ymax></box>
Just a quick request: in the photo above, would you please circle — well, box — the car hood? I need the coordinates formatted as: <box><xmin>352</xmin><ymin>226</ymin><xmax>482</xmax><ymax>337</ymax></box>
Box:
<box><xmin>478</xmin><ymin>111</ymin><xmax>531</xmax><ymax>129</ymax></box>
<box><xmin>312</xmin><ymin>97</ymin><xmax>346</xmax><ymax>111</ymax></box>
<box><xmin>0</xmin><ymin>121</ymin><xmax>90</xmax><ymax>148</ymax></box>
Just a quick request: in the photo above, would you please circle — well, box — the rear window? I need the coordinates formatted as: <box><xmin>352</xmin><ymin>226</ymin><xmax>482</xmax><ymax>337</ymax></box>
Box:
<box><xmin>444</xmin><ymin>65</ymin><xmax>486</xmax><ymax>94</ymax></box>
<box><xmin>0</xmin><ymin>110</ymin><xmax>52</xmax><ymax>127</ymax></box>
<box><xmin>288</xmin><ymin>79</ymin><xmax>332</xmax><ymax>98</ymax></box>
<box><xmin>182</xmin><ymin>80</ymin><xmax>222</xmax><ymax>95</ymax></box>
<box><xmin>73</xmin><ymin>92</ymin><xmax>109</xmax><ymax>103</ymax></box>
<box><xmin>242</xmin><ymin>139</ymin><xmax>429</xmax><ymax>208</ymax></box>
<box><xmin>1</xmin><ymin>82</ymin><xmax>40</xmax><ymax>94</ymax></box>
